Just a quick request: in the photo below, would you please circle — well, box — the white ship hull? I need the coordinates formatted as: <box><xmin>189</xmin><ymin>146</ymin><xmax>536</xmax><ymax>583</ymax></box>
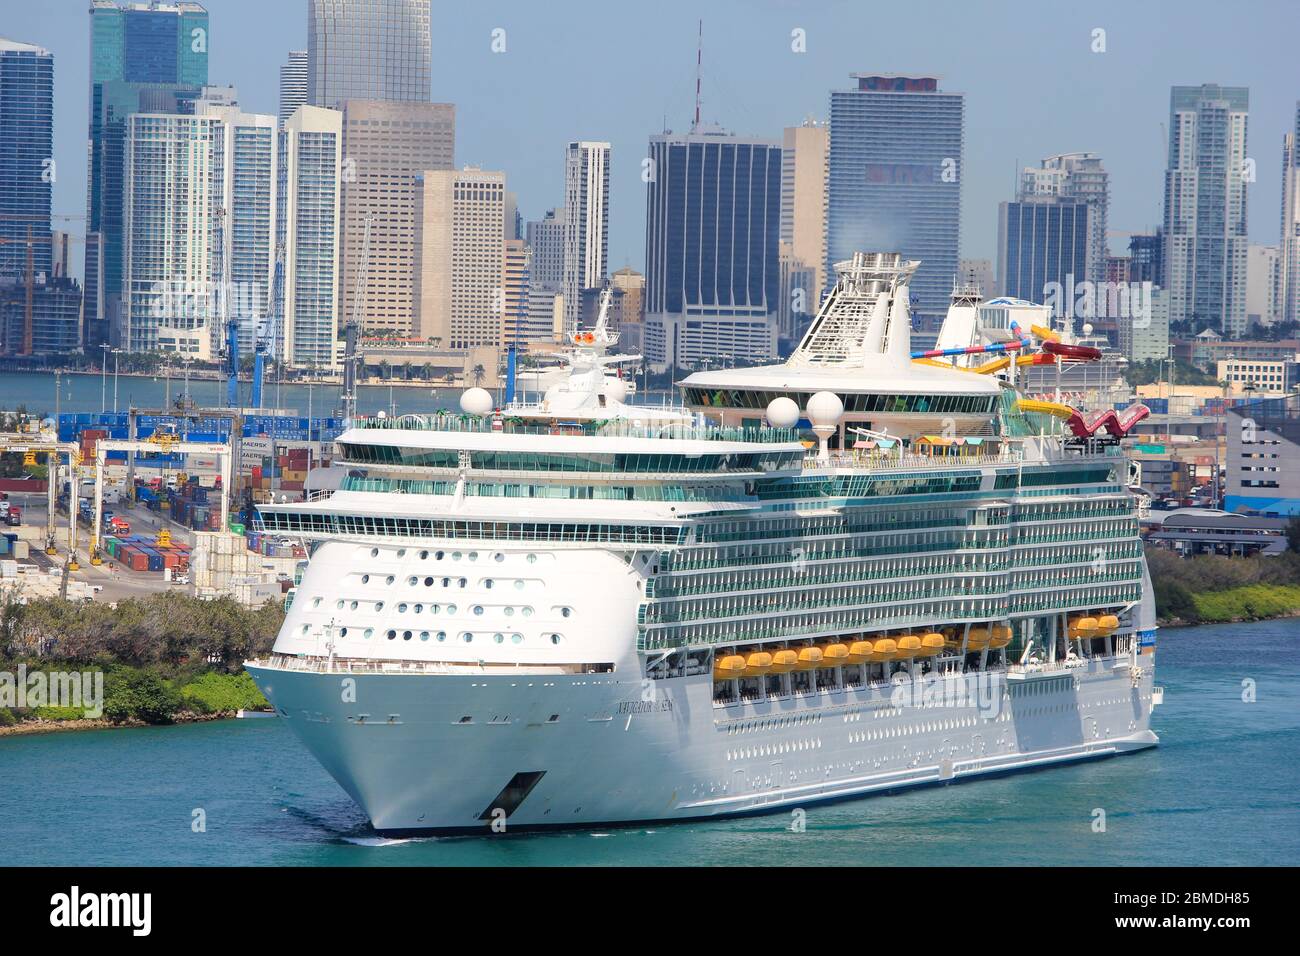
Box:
<box><xmin>247</xmin><ymin>653</ymin><xmax>1158</xmax><ymax>835</ymax></box>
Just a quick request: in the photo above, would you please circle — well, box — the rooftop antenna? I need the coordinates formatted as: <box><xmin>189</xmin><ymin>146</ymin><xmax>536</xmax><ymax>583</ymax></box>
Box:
<box><xmin>693</xmin><ymin>19</ymin><xmax>702</xmax><ymax>132</ymax></box>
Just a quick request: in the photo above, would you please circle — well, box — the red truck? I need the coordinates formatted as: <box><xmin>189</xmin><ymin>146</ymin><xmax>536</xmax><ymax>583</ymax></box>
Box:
<box><xmin>4</xmin><ymin>504</ymin><xmax>19</xmax><ymax>526</ymax></box>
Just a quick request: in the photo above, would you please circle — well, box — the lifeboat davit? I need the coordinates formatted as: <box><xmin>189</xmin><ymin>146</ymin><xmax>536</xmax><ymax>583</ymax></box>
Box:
<box><xmin>741</xmin><ymin>651</ymin><xmax>773</xmax><ymax>677</ymax></box>
<box><xmin>713</xmin><ymin>654</ymin><xmax>746</xmax><ymax>680</ymax></box>
<box><xmin>1096</xmin><ymin>614</ymin><xmax>1120</xmax><ymax>635</ymax></box>
<box><xmin>794</xmin><ymin>646</ymin><xmax>824</xmax><ymax>670</ymax></box>
<box><xmin>896</xmin><ymin>635</ymin><xmax>923</xmax><ymax>657</ymax></box>
<box><xmin>870</xmin><ymin>638</ymin><xmax>898</xmax><ymax>662</ymax></box>
<box><xmin>768</xmin><ymin>648</ymin><xmax>800</xmax><ymax>673</ymax></box>
<box><xmin>990</xmin><ymin>624</ymin><xmax>1014</xmax><ymax>649</ymax></box>
<box><xmin>845</xmin><ymin>640</ymin><xmax>874</xmax><ymax>664</ymax></box>
<box><xmin>820</xmin><ymin>643</ymin><xmax>850</xmax><ymax>664</ymax></box>
<box><xmin>918</xmin><ymin>633</ymin><xmax>946</xmax><ymax>656</ymax></box>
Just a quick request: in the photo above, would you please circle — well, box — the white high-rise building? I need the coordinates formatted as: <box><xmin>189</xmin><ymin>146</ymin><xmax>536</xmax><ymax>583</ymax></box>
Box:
<box><xmin>1020</xmin><ymin>152</ymin><xmax>1109</xmax><ymax>287</ymax></box>
<box><xmin>414</xmin><ymin>166</ymin><xmax>506</xmax><ymax>350</ymax></box>
<box><xmin>198</xmin><ymin>92</ymin><xmax>279</xmax><ymax>355</ymax></box>
<box><xmin>1280</xmin><ymin>105</ymin><xmax>1300</xmax><ymax>327</ymax></box>
<box><xmin>1163</xmin><ymin>84</ymin><xmax>1250</xmax><ymax>336</ymax></box>
<box><xmin>279</xmin><ymin>50</ymin><xmax>307</xmax><ymax>127</ymax></box>
<box><xmin>278</xmin><ymin>105</ymin><xmax>343</xmax><ymax>368</ymax></box>
<box><xmin>121</xmin><ymin>112</ymin><xmax>221</xmax><ymax>355</ymax></box>
<box><xmin>562</xmin><ymin>141</ymin><xmax>610</xmax><ymax>329</ymax></box>
<box><xmin>1246</xmin><ymin>243</ymin><xmax>1280</xmax><ymax>329</ymax></box>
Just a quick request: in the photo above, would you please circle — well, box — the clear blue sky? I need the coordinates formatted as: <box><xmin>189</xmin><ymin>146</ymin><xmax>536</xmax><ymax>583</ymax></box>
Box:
<box><xmin>6</xmin><ymin>0</ymin><xmax>1299</xmax><ymax>279</ymax></box>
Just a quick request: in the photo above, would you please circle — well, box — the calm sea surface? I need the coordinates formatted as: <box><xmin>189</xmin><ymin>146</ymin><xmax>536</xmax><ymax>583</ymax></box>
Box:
<box><xmin>2</xmin><ymin>618</ymin><xmax>1297</xmax><ymax>866</ymax></box>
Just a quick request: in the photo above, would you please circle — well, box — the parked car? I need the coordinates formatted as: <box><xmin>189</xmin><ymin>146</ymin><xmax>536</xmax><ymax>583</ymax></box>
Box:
<box><xmin>5</xmin><ymin>506</ymin><xmax>20</xmax><ymax>526</ymax></box>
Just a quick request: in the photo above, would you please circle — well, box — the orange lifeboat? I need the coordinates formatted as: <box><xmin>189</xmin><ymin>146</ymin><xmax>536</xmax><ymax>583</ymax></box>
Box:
<box><xmin>966</xmin><ymin>627</ymin><xmax>991</xmax><ymax>649</ymax></box>
<box><xmin>713</xmin><ymin>654</ymin><xmax>746</xmax><ymax>680</ymax></box>
<box><xmin>794</xmin><ymin>646</ymin><xmax>824</xmax><ymax>671</ymax></box>
<box><xmin>918</xmin><ymin>633</ymin><xmax>946</xmax><ymax>656</ymax></box>
<box><xmin>820</xmin><ymin>643</ymin><xmax>850</xmax><ymax>665</ymax></box>
<box><xmin>1071</xmin><ymin>616</ymin><xmax>1100</xmax><ymax>640</ymax></box>
<box><xmin>895</xmin><ymin>635</ymin><xmax>923</xmax><ymax>657</ymax></box>
<box><xmin>990</xmin><ymin>624</ymin><xmax>1014</xmax><ymax>649</ymax></box>
<box><xmin>1096</xmin><ymin>614</ymin><xmax>1120</xmax><ymax>636</ymax></box>
<box><xmin>870</xmin><ymin>638</ymin><xmax>898</xmax><ymax>662</ymax></box>
<box><xmin>741</xmin><ymin>651</ymin><xmax>773</xmax><ymax>677</ymax></box>
<box><xmin>845</xmin><ymin>640</ymin><xmax>874</xmax><ymax>664</ymax></box>
<box><xmin>768</xmin><ymin>648</ymin><xmax>800</xmax><ymax>674</ymax></box>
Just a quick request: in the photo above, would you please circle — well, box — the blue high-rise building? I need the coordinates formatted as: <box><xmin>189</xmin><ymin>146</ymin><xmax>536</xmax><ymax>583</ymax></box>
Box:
<box><xmin>85</xmin><ymin>1</ymin><xmax>209</xmax><ymax>349</ymax></box>
<box><xmin>643</xmin><ymin>124</ymin><xmax>782</xmax><ymax>369</ymax></box>
<box><xmin>827</xmin><ymin>74</ymin><xmax>964</xmax><ymax>324</ymax></box>
<box><xmin>0</xmin><ymin>38</ymin><xmax>54</xmax><ymax>282</ymax></box>
<box><xmin>997</xmin><ymin>200</ymin><xmax>1091</xmax><ymax>314</ymax></box>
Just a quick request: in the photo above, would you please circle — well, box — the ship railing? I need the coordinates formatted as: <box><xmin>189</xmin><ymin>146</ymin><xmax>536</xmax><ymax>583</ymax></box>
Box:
<box><xmin>249</xmin><ymin>653</ymin><xmax>613</xmax><ymax>677</ymax></box>
<box><xmin>804</xmin><ymin>450</ymin><xmax>1024</xmax><ymax>472</ymax></box>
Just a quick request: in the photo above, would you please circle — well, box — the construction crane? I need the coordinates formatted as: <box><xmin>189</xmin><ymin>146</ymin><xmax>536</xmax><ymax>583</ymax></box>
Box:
<box><xmin>0</xmin><ymin>214</ymin><xmax>85</xmax><ymax>356</ymax></box>
<box><xmin>252</xmin><ymin>244</ymin><xmax>284</xmax><ymax>411</ymax></box>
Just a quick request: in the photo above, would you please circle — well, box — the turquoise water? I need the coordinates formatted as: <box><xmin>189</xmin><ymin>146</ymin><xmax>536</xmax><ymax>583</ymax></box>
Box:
<box><xmin>2</xmin><ymin>618</ymin><xmax>1298</xmax><ymax>866</ymax></box>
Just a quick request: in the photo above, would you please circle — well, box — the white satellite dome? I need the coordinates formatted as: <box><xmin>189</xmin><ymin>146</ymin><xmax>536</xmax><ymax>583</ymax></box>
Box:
<box><xmin>806</xmin><ymin>391</ymin><xmax>844</xmax><ymax>428</ymax></box>
<box><xmin>1082</xmin><ymin>322</ymin><xmax>1094</xmax><ymax>337</ymax></box>
<box><xmin>603</xmin><ymin>377</ymin><xmax>628</xmax><ymax>404</ymax></box>
<box><xmin>460</xmin><ymin>387</ymin><xmax>494</xmax><ymax>416</ymax></box>
<box><xmin>765</xmin><ymin>396</ymin><xmax>800</xmax><ymax>428</ymax></box>
<box><xmin>376</xmin><ymin>409</ymin><xmax>387</xmax><ymax>419</ymax></box>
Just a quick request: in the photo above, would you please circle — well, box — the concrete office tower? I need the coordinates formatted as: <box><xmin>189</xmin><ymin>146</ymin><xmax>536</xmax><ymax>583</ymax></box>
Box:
<box><xmin>338</xmin><ymin>99</ymin><xmax>454</xmax><ymax>337</ymax></box>
<box><xmin>121</xmin><ymin>111</ymin><xmax>221</xmax><ymax>354</ymax></box>
<box><xmin>501</xmin><ymin>238</ymin><xmax>534</xmax><ymax>345</ymax></box>
<box><xmin>562</xmin><ymin>141</ymin><xmax>610</xmax><ymax>329</ymax></box>
<box><xmin>827</xmin><ymin>74</ymin><xmax>963</xmax><ymax>324</ymax></box>
<box><xmin>85</xmin><ymin>1</ymin><xmax>209</xmax><ymax>348</ymax></box>
<box><xmin>1163</xmin><ymin>84</ymin><xmax>1250</xmax><ymax>336</ymax></box>
<box><xmin>1280</xmin><ymin>104</ymin><xmax>1300</xmax><ymax>326</ymax></box>
<box><xmin>780</xmin><ymin>120</ymin><xmax>828</xmax><ymax>304</ymax></box>
<box><xmin>644</xmin><ymin>125</ymin><xmax>782</xmax><ymax>369</ymax></box>
<box><xmin>609</xmin><ymin>266</ymin><xmax>644</xmax><ymax>331</ymax></box>
<box><xmin>1246</xmin><ymin>243</ymin><xmax>1280</xmax><ymax>329</ymax></box>
<box><xmin>414</xmin><ymin>167</ymin><xmax>506</xmax><ymax>350</ymax></box>
<box><xmin>197</xmin><ymin>91</ymin><xmax>279</xmax><ymax>356</ymax></box>
<box><xmin>525</xmin><ymin>209</ymin><xmax>565</xmax><ymax>342</ymax></box>
<box><xmin>1021</xmin><ymin>152</ymin><xmax>1109</xmax><ymax>286</ymax></box>
<box><xmin>307</xmin><ymin>0</ymin><xmax>431</xmax><ymax>108</ymax></box>
<box><xmin>997</xmin><ymin>198</ymin><xmax>1092</xmax><ymax>315</ymax></box>
<box><xmin>0</xmin><ymin>38</ymin><xmax>54</xmax><ymax>282</ymax></box>
<box><xmin>279</xmin><ymin>50</ymin><xmax>307</xmax><ymax>127</ymax></box>
<box><xmin>278</xmin><ymin>106</ymin><xmax>343</xmax><ymax>368</ymax></box>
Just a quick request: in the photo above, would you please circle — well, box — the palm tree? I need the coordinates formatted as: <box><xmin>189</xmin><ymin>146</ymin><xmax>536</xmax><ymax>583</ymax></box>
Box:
<box><xmin>471</xmin><ymin>364</ymin><xmax>486</xmax><ymax>387</ymax></box>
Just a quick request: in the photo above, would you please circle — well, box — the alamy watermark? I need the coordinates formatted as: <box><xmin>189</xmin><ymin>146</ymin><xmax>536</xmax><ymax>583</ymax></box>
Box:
<box><xmin>0</xmin><ymin>665</ymin><xmax>104</xmax><ymax>718</ymax></box>
<box><xmin>1042</xmin><ymin>275</ymin><xmax>1154</xmax><ymax>327</ymax></box>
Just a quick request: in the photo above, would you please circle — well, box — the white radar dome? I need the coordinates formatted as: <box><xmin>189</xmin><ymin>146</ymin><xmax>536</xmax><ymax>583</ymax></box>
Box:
<box><xmin>460</xmin><ymin>387</ymin><xmax>494</xmax><ymax>416</ymax></box>
<box><xmin>603</xmin><ymin>377</ymin><xmax>628</xmax><ymax>404</ymax></box>
<box><xmin>1082</xmin><ymin>322</ymin><xmax>1094</xmax><ymax>336</ymax></box>
<box><xmin>765</xmin><ymin>396</ymin><xmax>800</xmax><ymax>429</ymax></box>
<box><xmin>806</xmin><ymin>391</ymin><xmax>844</xmax><ymax>428</ymax></box>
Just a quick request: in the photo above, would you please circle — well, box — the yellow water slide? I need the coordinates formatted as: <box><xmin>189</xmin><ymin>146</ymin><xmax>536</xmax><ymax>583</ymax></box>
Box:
<box><xmin>1017</xmin><ymin>398</ymin><xmax>1075</xmax><ymax>419</ymax></box>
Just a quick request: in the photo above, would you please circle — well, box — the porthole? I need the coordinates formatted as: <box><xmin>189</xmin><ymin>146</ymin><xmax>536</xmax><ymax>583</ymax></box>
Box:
<box><xmin>468</xmin><ymin>552</ymin><xmax>479</xmax><ymax>561</ymax></box>
<box><xmin>420</xmin><ymin>631</ymin><xmax>430</xmax><ymax>641</ymax></box>
<box><xmin>463</xmin><ymin>632</ymin><xmax>473</xmax><ymax>643</ymax></box>
<box><xmin>522</xmin><ymin>607</ymin><xmax>533</xmax><ymax>617</ymax></box>
<box><xmin>301</xmin><ymin>624</ymin><xmax>309</xmax><ymax>634</ymax></box>
<box><xmin>364</xmin><ymin>628</ymin><xmax>373</xmax><ymax>639</ymax></box>
<box><xmin>435</xmin><ymin>551</ymin><xmax>445</xmax><ymax>560</ymax></box>
<box><xmin>473</xmin><ymin>606</ymin><xmax>484</xmax><ymax>616</ymax></box>
<box><xmin>527</xmin><ymin>554</ymin><xmax>537</xmax><ymax>564</ymax></box>
<box><xmin>408</xmin><ymin>576</ymin><xmax>418</xmax><ymax>586</ymax></box>
<box><xmin>431</xmin><ymin>604</ymin><xmax>441</xmax><ymax>614</ymax></box>
<box><xmin>550</xmin><ymin>634</ymin><xmax>562</xmax><ymax>645</ymax></box>
<box><xmin>385</xmin><ymin>575</ymin><xmax>395</xmax><ymax>585</ymax></box>
<box><xmin>340</xmin><ymin>627</ymin><xmax>348</xmax><ymax>637</ymax></box>
<box><xmin>370</xmin><ymin>548</ymin><xmax>379</xmax><ymax>558</ymax></box>
<box><xmin>350</xmin><ymin>600</ymin><xmax>359</xmax><ymax>610</ymax></box>
<box><xmin>452</xmin><ymin>551</ymin><xmax>462</xmax><ymax>561</ymax></box>
<box><xmin>375</xmin><ymin>601</ymin><xmax>384</xmax><ymax>611</ymax></box>
<box><xmin>494</xmin><ymin>553</ymin><xmax>504</xmax><ymax>563</ymax></box>
<box><xmin>504</xmin><ymin>607</ymin><xmax>515</xmax><ymax>617</ymax></box>
<box><xmin>424</xmin><ymin>576</ymin><xmax>434</xmax><ymax>586</ymax></box>
<box><xmin>386</xmin><ymin>630</ymin><xmax>396</xmax><ymax>640</ymax></box>
<box><xmin>398</xmin><ymin>603</ymin><xmax>408</xmax><ymax>613</ymax></box>
<box><xmin>403</xmin><ymin>630</ymin><xmax>412</xmax><ymax>641</ymax></box>
<box><xmin>436</xmin><ymin>631</ymin><xmax>446</xmax><ymax>641</ymax></box>
<box><xmin>494</xmin><ymin>633</ymin><xmax>504</xmax><ymax>644</ymax></box>
<box><xmin>419</xmin><ymin>550</ymin><xmax>429</xmax><ymax>560</ymax></box>
<box><xmin>441</xmin><ymin>577</ymin><xmax>451</xmax><ymax>587</ymax></box>
<box><xmin>361</xmin><ymin>574</ymin><xmax>370</xmax><ymax>584</ymax></box>
<box><xmin>485</xmin><ymin>579</ymin><xmax>494</xmax><ymax>589</ymax></box>
<box><xmin>514</xmin><ymin>580</ymin><xmax>525</xmax><ymax>591</ymax></box>
<box><xmin>510</xmin><ymin>634</ymin><xmax>523</xmax><ymax>645</ymax></box>
<box><xmin>396</xmin><ymin>548</ymin><xmax>406</xmax><ymax>558</ymax></box>
<box><xmin>458</xmin><ymin>578</ymin><xmax>467</xmax><ymax>588</ymax></box>
<box><xmin>560</xmin><ymin>607</ymin><xmax>572</xmax><ymax>618</ymax></box>
<box><xmin>414</xmin><ymin>604</ymin><xmax>423</xmax><ymax>614</ymax></box>
<box><xmin>335</xmin><ymin>599</ymin><xmax>343</xmax><ymax>610</ymax></box>
<box><xmin>447</xmin><ymin>604</ymin><xmax>457</xmax><ymax>614</ymax></box>
<box><xmin>312</xmin><ymin>597</ymin><xmax>321</xmax><ymax>608</ymax></box>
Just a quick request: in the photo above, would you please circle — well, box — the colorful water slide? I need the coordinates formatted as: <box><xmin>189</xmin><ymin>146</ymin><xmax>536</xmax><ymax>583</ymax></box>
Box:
<box><xmin>1018</xmin><ymin>399</ymin><xmax>1151</xmax><ymax>437</ymax></box>
<box><xmin>1030</xmin><ymin>324</ymin><xmax>1060</xmax><ymax>342</ymax></box>
<box><xmin>1042</xmin><ymin>339</ymin><xmax>1102</xmax><ymax>361</ymax></box>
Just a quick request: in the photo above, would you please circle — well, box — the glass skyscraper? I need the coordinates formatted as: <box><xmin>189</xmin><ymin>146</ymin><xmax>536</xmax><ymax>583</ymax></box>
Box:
<box><xmin>827</xmin><ymin>74</ymin><xmax>964</xmax><ymax>324</ymax></box>
<box><xmin>307</xmin><ymin>0</ymin><xmax>432</xmax><ymax>108</ymax></box>
<box><xmin>643</xmin><ymin>125</ymin><xmax>782</xmax><ymax>368</ymax></box>
<box><xmin>86</xmin><ymin>1</ymin><xmax>209</xmax><ymax>348</ymax></box>
<box><xmin>0</xmin><ymin>38</ymin><xmax>54</xmax><ymax>282</ymax></box>
<box><xmin>1162</xmin><ymin>84</ymin><xmax>1250</xmax><ymax>336</ymax></box>
<box><xmin>997</xmin><ymin>200</ymin><xmax>1091</xmax><ymax>315</ymax></box>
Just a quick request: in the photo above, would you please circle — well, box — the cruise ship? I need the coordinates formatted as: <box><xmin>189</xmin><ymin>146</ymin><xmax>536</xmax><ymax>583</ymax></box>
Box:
<box><xmin>246</xmin><ymin>252</ymin><xmax>1163</xmax><ymax>836</ymax></box>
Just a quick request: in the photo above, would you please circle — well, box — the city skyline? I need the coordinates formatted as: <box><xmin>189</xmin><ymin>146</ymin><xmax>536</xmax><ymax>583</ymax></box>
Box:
<box><xmin>8</xmin><ymin>0</ymin><xmax>1300</xmax><ymax>288</ymax></box>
